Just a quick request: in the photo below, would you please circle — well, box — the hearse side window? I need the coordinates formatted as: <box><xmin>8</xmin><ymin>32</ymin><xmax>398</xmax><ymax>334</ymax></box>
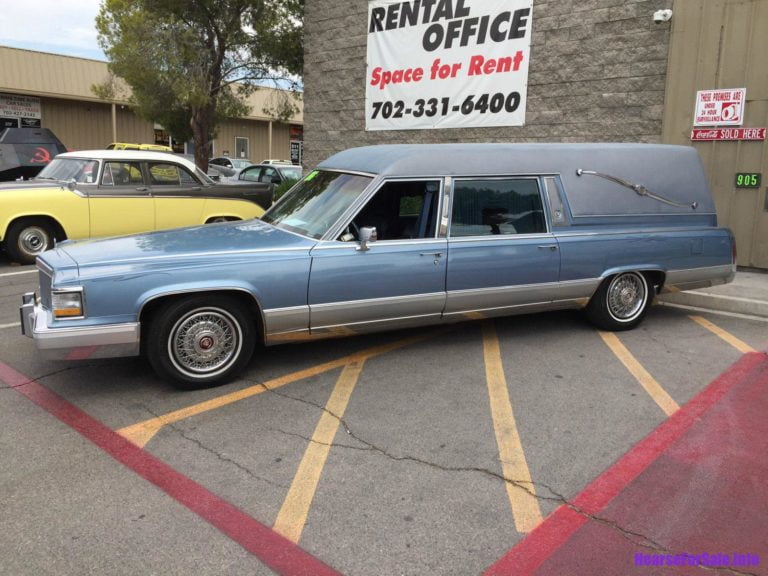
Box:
<box><xmin>342</xmin><ymin>180</ymin><xmax>441</xmax><ymax>241</ymax></box>
<box><xmin>450</xmin><ymin>178</ymin><xmax>546</xmax><ymax>237</ymax></box>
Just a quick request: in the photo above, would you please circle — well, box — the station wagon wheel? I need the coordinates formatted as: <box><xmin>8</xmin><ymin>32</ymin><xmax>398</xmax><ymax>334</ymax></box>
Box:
<box><xmin>586</xmin><ymin>271</ymin><xmax>651</xmax><ymax>331</ymax></box>
<box><xmin>146</xmin><ymin>295</ymin><xmax>256</xmax><ymax>390</ymax></box>
<box><xmin>5</xmin><ymin>219</ymin><xmax>55</xmax><ymax>265</ymax></box>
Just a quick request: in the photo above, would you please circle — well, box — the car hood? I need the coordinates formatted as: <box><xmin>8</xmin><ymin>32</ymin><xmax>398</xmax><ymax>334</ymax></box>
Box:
<box><xmin>0</xmin><ymin>179</ymin><xmax>64</xmax><ymax>190</ymax></box>
<box><xmin>49</xmin><ymin>219</ymin><xmax>316</xmax><ymax>270</ymax></box>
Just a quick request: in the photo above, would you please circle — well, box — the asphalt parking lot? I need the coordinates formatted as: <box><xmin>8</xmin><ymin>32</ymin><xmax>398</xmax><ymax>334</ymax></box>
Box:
<box><xmin>1</xmin><ymin>258</ymin><xmax>767</xmax><ymax>575</ymax></box>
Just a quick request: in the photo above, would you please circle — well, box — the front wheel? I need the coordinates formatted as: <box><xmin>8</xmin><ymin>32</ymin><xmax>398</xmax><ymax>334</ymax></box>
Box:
<box><xmin>5</xmin><ymin>219</ymin><xmax>55</xmax><ymax>265</ymax></box>
<box><xmin>146</xmin><ymin>295</ymin><xmax>256</xmax><ymax>390</ymax></box>
<box><xmin>585</xmin><ymin>272</ymin><xmax>651</xmax><ymax>331</ymax></box>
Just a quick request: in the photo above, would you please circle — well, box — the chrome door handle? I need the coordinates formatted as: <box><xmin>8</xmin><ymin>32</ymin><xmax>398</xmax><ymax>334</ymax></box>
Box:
<box><xmin>537</xmin><ymin>245</ymin><xmax>558</xmax><ymax>251</ymax></box>
<box><xmin>419</xmin><ymin>252</ymin><xmax>443</xmax><ymax>257</ymax></box>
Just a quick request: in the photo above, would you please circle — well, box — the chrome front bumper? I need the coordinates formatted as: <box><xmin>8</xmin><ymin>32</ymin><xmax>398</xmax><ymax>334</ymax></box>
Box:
<box><xmin>20</xmin><ymin>292</ymin><xmax>140</xmax><ymax>360</ymax></box>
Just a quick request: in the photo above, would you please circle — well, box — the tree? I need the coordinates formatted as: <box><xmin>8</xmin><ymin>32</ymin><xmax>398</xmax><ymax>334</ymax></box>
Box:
<box><xmin>94</xmin><ymin>0</ymin><xmax>303</xmax><ymax>170</ymax></box>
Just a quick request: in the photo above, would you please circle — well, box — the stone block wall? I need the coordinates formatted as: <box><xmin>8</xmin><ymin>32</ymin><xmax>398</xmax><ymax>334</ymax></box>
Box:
<box><xmin>303</xmin><ymin>0</ymin><xmax>672</xmax><ymax>168</ymax></box>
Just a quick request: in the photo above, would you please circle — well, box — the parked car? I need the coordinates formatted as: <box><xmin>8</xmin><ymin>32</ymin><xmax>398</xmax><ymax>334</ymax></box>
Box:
<box><xmin>107</xmin><ymin>142</ymin><xmax>173</xmax><ymax>152</ymax></box>
<box><xmin>209</xmin><ymin>157</ymin><xmax>254</xmax><ymax>170</ymax></box>
<box><xmin>1</xmin><ymin>149</ymin><xmax>270</xmax><ymax>264</ymax></box>
<box><xmin>238</xmin><ymin>163</ymin><xmax>303</xmax><ymax>185</ymax></box>
<box><xmin>261</xmin><ymin>159</ymin><xmax>293</xmax><ymax>165</ymax></box>
<box><xmin>20</xmin><ymin>143</ymin><xmax>735</xmax><ymax>390</ymax></box>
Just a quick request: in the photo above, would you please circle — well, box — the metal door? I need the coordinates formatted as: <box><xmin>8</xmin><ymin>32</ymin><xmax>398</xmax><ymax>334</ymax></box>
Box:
<box><xmin>662</xmin><ymin>0</ymin><xmax>768</xmax><ymax>268</ymax></box>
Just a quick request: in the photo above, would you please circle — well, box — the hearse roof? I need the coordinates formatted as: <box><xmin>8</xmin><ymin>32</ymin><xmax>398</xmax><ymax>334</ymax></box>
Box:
<box><xmin>318</xmin><ymin>143</ymin><xmax>715</xmax><ymax>217</ymax></box>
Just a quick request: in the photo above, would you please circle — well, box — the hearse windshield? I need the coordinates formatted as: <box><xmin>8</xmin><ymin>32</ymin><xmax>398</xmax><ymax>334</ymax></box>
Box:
<box><xmin>262</xmin><ymin>170</ymin><xmax>373</xmax><ymax>239</ymax></box>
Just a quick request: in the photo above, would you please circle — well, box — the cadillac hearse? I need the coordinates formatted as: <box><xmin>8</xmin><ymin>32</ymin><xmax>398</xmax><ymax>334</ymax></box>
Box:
<box><xmin>20</xmin><ymin>143</ymin><xmax>736</xmax><ymax>389</ymax></box>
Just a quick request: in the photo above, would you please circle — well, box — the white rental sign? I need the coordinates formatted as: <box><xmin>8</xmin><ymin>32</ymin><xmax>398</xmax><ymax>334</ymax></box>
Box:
<box><xmin>693</xmin><ymin>88</ymin><xmax>746</xmax><ymax>126</ymax></box>
<box><xmin>0</xmin><ymin>93</ymin><xmax>42</xmax><ymax>119</ymax></box>
<box><xmin>366</xmin><ymin>0</ymin><xmax>533</xmax><ymax>131</ymax></box>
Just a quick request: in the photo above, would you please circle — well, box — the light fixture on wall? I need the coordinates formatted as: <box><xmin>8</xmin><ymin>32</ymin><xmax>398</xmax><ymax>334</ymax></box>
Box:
<box><xmin>653</xmin><ymin>9</ymin><xmax>673</xmax><ymax>23</ymax></box>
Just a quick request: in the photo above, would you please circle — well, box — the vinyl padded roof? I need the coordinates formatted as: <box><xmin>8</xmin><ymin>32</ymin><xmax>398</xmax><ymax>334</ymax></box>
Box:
<box><xmin>318</xmin><ymin>143</ymin><xmax>715</xmax><ymax>216</ymax></box>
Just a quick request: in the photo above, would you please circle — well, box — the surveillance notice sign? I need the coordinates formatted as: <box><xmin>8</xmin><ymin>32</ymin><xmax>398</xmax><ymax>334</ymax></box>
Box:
<box><xmin>693</xmin><ymin>88</ymin><xmax>746</xmax><ymax>126</ymax></box>
<box><xmin>365</xmin><ymin>0</ymin><xmax>533</xmax><ymax>131</ymax></box>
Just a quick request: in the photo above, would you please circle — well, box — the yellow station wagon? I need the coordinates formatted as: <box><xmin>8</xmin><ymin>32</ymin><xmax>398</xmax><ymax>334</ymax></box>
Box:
<box><xmin>1</xmin><ymin>150</ymin><xmax>269</xmax><ymax>264</ymax></box>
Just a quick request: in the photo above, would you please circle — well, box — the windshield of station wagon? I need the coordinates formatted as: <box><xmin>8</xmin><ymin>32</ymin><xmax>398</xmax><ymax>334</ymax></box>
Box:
<box><xmin>262</xmin><ymin>171</ymin><xmax>373</xmax><ymax>239</ymax></box>
<box><xmin>36</xmin><ymin>158</ymin><xmax>100</xmax><ymax>184</ymax></box>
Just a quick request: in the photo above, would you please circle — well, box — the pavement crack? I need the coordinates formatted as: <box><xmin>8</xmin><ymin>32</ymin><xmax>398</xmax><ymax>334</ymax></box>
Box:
<box><xmin>133</xmin><ymin>402</ymin><xmax>289</xmax><ymax>491</ymax></box>
<box><xmin>0</xmin><ymin>363</ymin><xmax>101</xmax><ymax>390</ymax></box>
<box><xmin>264</xmin><ymin>384</ymin><xmax>761</xmax><ymax>576</ymax></box>
<box><xmin>173</xmin><ymin>422</ymin><xmax>289</xmax><ymax>490</ymax></box>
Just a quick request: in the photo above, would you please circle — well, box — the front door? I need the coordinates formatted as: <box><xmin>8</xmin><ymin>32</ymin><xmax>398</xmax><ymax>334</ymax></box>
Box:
<box><xmin>308</xmin><ymin>179</ymin><xmax>446</xmax><ymax>336</ymax></box>
<box><xmin>89</xmin><ymin>160</ymin><xmax>154</xmax><ymax>238</ymax></box>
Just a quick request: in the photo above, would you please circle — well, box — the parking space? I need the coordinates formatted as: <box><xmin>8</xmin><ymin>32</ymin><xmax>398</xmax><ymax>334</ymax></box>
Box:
<box><xmin>1</xmin><ymin>263</ymin><xmax>767</xmax><ymax>575</ymax></box>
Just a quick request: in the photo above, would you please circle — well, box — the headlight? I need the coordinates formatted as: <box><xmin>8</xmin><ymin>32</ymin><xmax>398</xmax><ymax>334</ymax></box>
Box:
<box><xmin>51</xmin><ymin>290</ymin><xmax>84</xmax><ymax>319</ymax></box>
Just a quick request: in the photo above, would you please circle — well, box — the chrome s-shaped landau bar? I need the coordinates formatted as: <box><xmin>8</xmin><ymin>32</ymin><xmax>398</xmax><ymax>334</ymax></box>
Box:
<box><xmin>576</xmin><ymin>169</ymin><xmax>698</xmax><ymax>210</ymax></box>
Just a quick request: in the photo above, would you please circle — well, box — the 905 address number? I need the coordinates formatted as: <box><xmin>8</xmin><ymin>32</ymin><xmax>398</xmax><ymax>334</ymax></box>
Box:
<box><xmin>370</xmin><ymin>92</ymin><xmax>521</xmax><ymax>120</ymax></box>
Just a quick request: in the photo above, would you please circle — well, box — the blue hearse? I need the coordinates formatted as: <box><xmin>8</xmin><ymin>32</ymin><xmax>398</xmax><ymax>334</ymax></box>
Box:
<box><xmin>21</xmin><ymin>143</ymin><xmax>736</xmax><ymax>389</ymax></box>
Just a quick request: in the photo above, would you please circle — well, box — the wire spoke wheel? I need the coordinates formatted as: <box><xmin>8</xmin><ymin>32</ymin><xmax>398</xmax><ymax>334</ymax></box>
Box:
<box><xmin>169</xmin><ymin>308</ymin><xmax>242</xmax><ymax>376</ymax></box>
<box><xmin>586</xmin><ymin>271</ymin><xmax>651</xmax><ymax>331</ymax></box>
<box><xmin>606</xmin><ymin>272</ymin><xmax>647</xmax><ymax>321</ymax></box>
<box><xmin>147</xmin><ymin>295</ymin><xmax>256</xmax><ymax>389</ymax></box>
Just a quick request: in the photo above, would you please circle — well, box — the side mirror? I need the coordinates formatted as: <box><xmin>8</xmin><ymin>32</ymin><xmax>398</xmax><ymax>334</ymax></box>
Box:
<box><xmin>67</xmin><ymin>178</ymin><xmax>77</xmax><ymax>191</ymax></box>
<box><xmin>357</xmin><ymin>226</ymin><xmax>378</xmax><ymax>251</ymax></box>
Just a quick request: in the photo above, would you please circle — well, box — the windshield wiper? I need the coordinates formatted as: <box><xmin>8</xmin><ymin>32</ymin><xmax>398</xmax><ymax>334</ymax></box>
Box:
<box><xmin>576</xmin><ymin>169</ymin><xmax>697</xmax><ymax>210</ymax></box>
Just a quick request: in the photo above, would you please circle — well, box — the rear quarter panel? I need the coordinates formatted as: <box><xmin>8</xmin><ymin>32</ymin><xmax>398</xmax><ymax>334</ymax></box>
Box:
<box><xmin>154</xmin><ymin>197</ymin><xmax>264</xmax><ymax>229</ymax></box>
<box><xmin>555</xmin><ymin>227</ymin><xmax>734</xmax><ymax>283</ymax></box>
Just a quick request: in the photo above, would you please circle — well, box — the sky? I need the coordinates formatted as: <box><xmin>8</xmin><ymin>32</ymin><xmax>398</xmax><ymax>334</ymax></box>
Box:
<box><xmin>0</xmin><ymin>0</ymin><xmax>106</xmax><ymax>61</ymax></box>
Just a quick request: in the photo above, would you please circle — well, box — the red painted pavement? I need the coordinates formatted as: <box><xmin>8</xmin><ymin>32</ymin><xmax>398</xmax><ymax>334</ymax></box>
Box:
<box><xmin>0</xmin><ymin>362</ymin><xmax>342</xmax><ymax>576</ymax></box>
<box><xmin>486</xmin><ymin>351</ymin><xmax>768</xmax><ymax>575</ymax></box>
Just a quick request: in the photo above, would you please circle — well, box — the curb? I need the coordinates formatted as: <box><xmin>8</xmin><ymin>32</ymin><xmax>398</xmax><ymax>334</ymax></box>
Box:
<box><xmin>656</xmin><ymin>291</ymin><xmax>768</xmax><ymax>319</ymax></box>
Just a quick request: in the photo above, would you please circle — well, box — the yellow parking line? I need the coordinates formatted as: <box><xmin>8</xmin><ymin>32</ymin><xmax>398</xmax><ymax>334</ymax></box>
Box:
<box><xmin>118</xmin><ymin>330</ymin><xmax>445</xmax><ymax>448</ymax></box>
<box><xmin>689</xmin><ymin>315</ymin><xmax>756</xmax><ymax>354</ymax></box>
<box><xmin>482</xmin><ymin>322</ymin><xmax>542</xmax><ymax>534</ymax></box>
<box><xmin>599</xmin><ymin>331</ymin><xmax>679</xmax><ymax>417</ymax></box>
<box><xmin>273</xmin><ymin>361</ymin><xmax>365</xmax><ymax>543</ymax></box>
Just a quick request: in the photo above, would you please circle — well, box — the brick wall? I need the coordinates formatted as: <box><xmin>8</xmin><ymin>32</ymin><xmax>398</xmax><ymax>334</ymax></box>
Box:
<box><xmin>303</xmin><ymin>0</ymin><xmax>672</xmax><ymax>169</ymax></box>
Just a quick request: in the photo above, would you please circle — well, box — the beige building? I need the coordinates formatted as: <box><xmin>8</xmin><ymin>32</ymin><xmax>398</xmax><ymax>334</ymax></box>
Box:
<box><xmin>0</xmin><ymin>46</ymin><xmax>303</xmax><ymax>162</ymax></box>
<box><xmin>304</xmin><ymin>0</ymin><xmax>768</xmax><ymax>269</ymax></box>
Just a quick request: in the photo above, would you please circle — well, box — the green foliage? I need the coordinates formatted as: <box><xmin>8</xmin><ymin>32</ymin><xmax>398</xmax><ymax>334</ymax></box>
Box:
<box><xmin>94</xmin><ymin>0</ymin><xmax>303</xmax><ymax>168</ymax></box>
<box><xmin>274</xmin><ymin>177</ymin><xmax>299</xmax><ymax>200</ymax></box>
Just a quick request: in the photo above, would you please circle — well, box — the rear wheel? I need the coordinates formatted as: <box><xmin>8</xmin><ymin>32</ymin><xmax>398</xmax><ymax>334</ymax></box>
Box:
<box><xmin>5</xmin><ymin>219</ymin><xmax>56</xmax><ymax>265</ymax></box>
<box><xmin>586</xmin><ymin>271</ymin><xmax>651</xmax><ymax>331</ymax></box>
<box><xmin>146</xmin><ymin>295</ymin><xmax>256</xmax><ymax>390</ymax></box>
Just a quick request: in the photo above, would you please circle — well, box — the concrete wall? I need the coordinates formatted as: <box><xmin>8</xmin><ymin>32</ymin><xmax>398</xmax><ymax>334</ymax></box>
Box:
<box><xmin>303</xmin><ymin>0</ymin><xmax>673</xmax><ymax>170</ymax></box>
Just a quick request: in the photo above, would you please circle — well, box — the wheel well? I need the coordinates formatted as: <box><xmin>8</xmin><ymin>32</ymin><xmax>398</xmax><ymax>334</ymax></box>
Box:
<box><xmin>139</xmin><ymin>290</ymin><xmax>264</xmax><ymax>354</ymax></box>
<box><xmin>205</xmin><ymin>216</ymin><xmax>242</xmax><ymax>224</ymax></box>
<box><xmin>599</xmin><ymin>270</ymin><xmax>666</xmax><ymax>295</ymax></box>
<box><xmin>5</xmin><ymin>216</ymin><xmax>67</xmax><ymax>242</ymax></box>
<box><xmin>643</xmin><ymin>270</ymin><xmax>666</xmax><ymax>295</ymax></box>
